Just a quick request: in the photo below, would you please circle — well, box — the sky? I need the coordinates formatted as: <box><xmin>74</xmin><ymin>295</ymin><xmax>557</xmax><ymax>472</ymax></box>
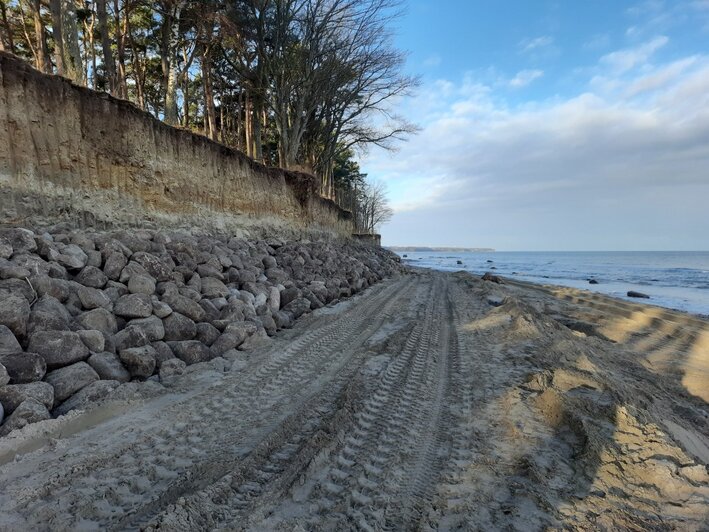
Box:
<box><xmin>362</xmin><ymin>0</ymin><xmax>709</xmax><ymax>250</ymax></box>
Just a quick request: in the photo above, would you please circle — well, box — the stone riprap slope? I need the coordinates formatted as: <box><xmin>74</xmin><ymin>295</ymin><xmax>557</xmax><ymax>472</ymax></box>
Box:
<box><xmin>0</xmin><ymin>226</ymin><xmax>402</xmax><ymax>435</ymax></box>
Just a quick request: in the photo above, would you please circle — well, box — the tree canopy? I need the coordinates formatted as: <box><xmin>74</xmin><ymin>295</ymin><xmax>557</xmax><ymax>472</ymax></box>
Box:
<box><xmin>0</xmin><ymin>0</ymin><xmax>411</xmax><ymax>233</ymax></box>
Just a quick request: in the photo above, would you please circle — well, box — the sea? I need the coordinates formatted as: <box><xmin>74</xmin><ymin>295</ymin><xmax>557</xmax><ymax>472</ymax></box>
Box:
<box><xmin>396</xmin><ymin>251</ymin><xmax>709</xmax><ymax>317</ymax></box>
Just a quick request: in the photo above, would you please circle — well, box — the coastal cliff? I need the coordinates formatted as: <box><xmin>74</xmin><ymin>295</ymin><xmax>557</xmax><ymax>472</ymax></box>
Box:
<box><xmin>0</xmin><ymin>51</ymin><xmax>352</xmax><ymax>235</ymax></box>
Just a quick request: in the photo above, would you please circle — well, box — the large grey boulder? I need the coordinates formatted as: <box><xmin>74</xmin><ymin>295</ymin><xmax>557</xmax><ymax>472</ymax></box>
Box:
<box><xmin>131</xmin><ymin>252</ymin><xmax>173</xmax><ymax>282</ymax></box>
<box><xmin>162</xmin><ymin>312</ymin><xmax>196</xmax><ymax>341</ymax></box>
<box><xmin>0</xmin><ymin>228</ymin><xmax>36</xmax><ymax>254</ymax></box>
<box><xmin>0</xmin><ymin>325</ymin><xmax>21</xmax><ymax>356</ymax></box>
<box><xmin>0</xmin><ymin>382</ymin><xmax>54</xmax><ymax>414</ymax></box>
<box><xmin>77</xmin><ymin>286</ymin><xmax>112</xmax><ymax>310</ymax></box>
<box><xmin>76</xmin><ymin>308</ymin><xmax>118</xmax><ymax>336</ymax></box>
<box><xmin>159</xmin><ymin>358</ymin><xmax>186</xmax><ymax>380</ymax></box>
<box><xmin>29</xmin><ymin>275</ymin><xmax>70</xmax><ymax>302</ymax></box>
<box><xmin>53</xmin><ymin>380</ymin><xmax>120</xmax><ymax>417</ymax></box>
<box><xmin>0</xmin><ymin>362</ymin><xmax>9</xmax><ymax>386</ymax></box>
<box><xmin>280</xmin><ymin>287</ymin><xmax>300</xmax><ymax>308</ymax></box>
<box><xmin>87</xmin><ymin>352</ymin><xmax>130</xmax><ymax>382</ymax></box>
<box><xmin>114</xmin><ymin>294</ymin><xmax>153</xmax><ymax>319</ymax></box>
<box><xmin>44</xmin><ymin>362</ymin><xmax>100</xmax><ymax>403</ymax></box>
<box><xmin>210</xmin><ymin>322</ymin><xmax>257</xmax><ymax>354</ymax></box>
<box><xmin>113</xmin><ymin>316</ymin><xmax>165</xmax><ymax>352</ymax></box>
<box><xmin>162</xmin><ymin>293</ymin><xmax>205</xmax><ymax>322</ymax></box>
<box><xmin>103</xmin><ymin>252</ymin><xmax>128</xmax><ymax>281</ymax></box>
<box><xmin>75</xmin><ymin>266</ymin><xmax>108</xmax><ymax>288</ymax></box>
<box><xmin>282</xmin><ymin>297</ymin><xmax>311</xmax><ymax>319</ymax></box>
<box><xmin>128</xmin><ymin>275</ymin><xmax>156</xmax><ymax>295</ymax></box>
<box><xmin>57</xmin><ymin>244</ymin><xmax>88</xmax><ymax>270</ymax></box>
<box><xmin>119</xmin><ymin>346</ymin><xmax>157</xmax><ymax>378</ymax></box>
<box><xmin>201</xmin><ymin>277</ymin><xmax>229</xmax><ymax>298</ymax></box>
<box><xmin>196</xmin><ymin>322</ymin><xmax>220</xmax><ymax>346</ymax></box>
<box><xmin>151</xmin><ymin>341</ymin><xmax>175</xmax><ymax>368</ymax></box>
<box><xmin>0</xmin><ymin>398</ymin><xmax>50</xmax><ymax>437</ymax></box>
<box><xmin>167</xmin><ymin>341</ymin><xmax>215</xmax><ymax>365</ymax></box>
<box><xmin>77</xmin><ymin>329</ymin><xmax>105</xmax><ymax>352</ymax></box>
<box><xmin>0</xmin><ymin>236</ymin><xmax>13</xmax><ymax>259</ymax></box>
<box><xmin>0</xmin><ymin>352</ymin><xmax>46</xmax><ymax>383</ymax></box>
<box><xmin>27</xmin><ymin>331</ymin><xmax>90</xmax><ymax>369</ymax></box>
<box><xmin>0</xmin><ymin>293</ymin><xmax>30</xmax><ymax>339</ymax></box>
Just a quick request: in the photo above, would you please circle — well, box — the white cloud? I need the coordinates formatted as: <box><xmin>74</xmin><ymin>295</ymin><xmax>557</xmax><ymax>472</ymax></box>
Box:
<box><xmin>600</xmin><ymin>36</ymin><xmax>668</xmax><ymax>74</ymax></box>
<box><xmin>520</xmin><ymin>36</ymin><xmax>554</xmax><ymax>52</ymax></box>
<box><xmin>509</xmin><ymin>69</ymin><xmax>544</xmax><ymax>88</ymax></box>
<box><xmin>364</xmin><ymin>44</ymin><xmax>709</xmax><ymax>250</ymax></box>
<box><xmin>422</xmin><ymin>54</ymin><xmax>442</xmax><ymax>68</ymax></box>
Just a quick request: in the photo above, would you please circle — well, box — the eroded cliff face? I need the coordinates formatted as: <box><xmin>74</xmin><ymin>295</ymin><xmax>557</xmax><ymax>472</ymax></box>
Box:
<box><xmin>0</xmin><ymin>52</ymin><xmax>353</xmax><ymax>235</ymax></box>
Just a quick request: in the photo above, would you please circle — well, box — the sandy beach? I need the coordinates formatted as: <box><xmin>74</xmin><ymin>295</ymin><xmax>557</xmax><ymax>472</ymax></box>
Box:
<box><xmin>0</xmin><ymin>269</ymin><xmax>706</xmax><ymax>530</ymax></box>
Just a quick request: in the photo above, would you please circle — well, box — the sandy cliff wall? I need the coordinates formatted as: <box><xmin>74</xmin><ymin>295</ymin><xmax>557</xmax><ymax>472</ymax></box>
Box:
<box><xmin>0</xmin><ymin>52</ymin><xmax>353</xmax><ymax>235</ymax></box>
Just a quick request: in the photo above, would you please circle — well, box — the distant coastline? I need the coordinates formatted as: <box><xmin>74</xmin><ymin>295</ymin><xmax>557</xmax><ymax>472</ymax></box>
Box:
<box><xmin>387</xmin><ymin>246</ymin><xmax>495</xmax><ymax>252</ymax></box>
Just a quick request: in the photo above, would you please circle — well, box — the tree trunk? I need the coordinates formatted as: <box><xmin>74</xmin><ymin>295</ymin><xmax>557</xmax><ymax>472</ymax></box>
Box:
<box><xmin>96</xmin><ymin>0</ymin><xmax>115</xmax><ymax>93</ymax></box>
<box><xmin>48</xmin><ymin>0</ymin><xmax>64</xmax><ymax>74</ymax></box>
<box><xmin>201</xmin><ymin>48</ymin><xmax>217</xmax><ymax>141</ymax></box>
<box><xmin>0</xmin><ymin>1</ymin><xmax>14</xmax><ymax>53</ymax></box>
<box><xmin>31</xmin><ymin>0</ymin><xmax>51</xmax><ymax>73</ymax></box>
<box><xmin>61</xmin><ymin>0</ymin><xmax>83</xmax><ymax>84</ymax></box>
<box><xmin>244</xmin><ymin>94</ymin><xmax>254</xmax><ymax>158</ymax></box>
<box><xmin>113</xmin><ymin>0</ymin><xmax>128</xmax><ymax>98</ymax></box>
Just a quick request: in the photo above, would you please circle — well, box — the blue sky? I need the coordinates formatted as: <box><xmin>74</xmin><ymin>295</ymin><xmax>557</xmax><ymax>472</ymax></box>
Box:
<box><xmin>363</xmin><ymin>0</ymin><xmax>709</xmax><ymax>250</ymax></box>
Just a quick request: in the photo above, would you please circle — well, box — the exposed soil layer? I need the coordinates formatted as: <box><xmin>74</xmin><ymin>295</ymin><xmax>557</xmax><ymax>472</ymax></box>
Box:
<box><xmin>0</xmin><ymin>270</ymin><xmax>707</xmax><ymax>530</ymax></box>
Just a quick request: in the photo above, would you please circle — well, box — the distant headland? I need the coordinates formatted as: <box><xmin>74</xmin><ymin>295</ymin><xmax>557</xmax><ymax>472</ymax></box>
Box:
<box><xmin>387</xmin><ymin>246</ymin><xmax>495</xmax><ymax>252</ymax></box>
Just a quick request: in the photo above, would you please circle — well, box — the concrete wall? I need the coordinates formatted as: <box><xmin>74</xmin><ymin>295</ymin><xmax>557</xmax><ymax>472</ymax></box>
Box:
<box><xmin>0</xmin><ymin>52</ymin><xmax>353</xmax><ymax>236</ymax></box>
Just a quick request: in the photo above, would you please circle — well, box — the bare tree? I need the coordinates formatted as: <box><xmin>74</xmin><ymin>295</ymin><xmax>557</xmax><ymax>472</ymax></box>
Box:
<box><xmin>358</xmin><ymin>180</ymin><xmax>393</xmax><ymax>234</ymax></box>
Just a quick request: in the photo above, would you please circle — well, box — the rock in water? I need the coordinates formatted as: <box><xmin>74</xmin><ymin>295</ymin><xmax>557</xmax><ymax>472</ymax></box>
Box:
<box><xmin>627</xmin><ymin>291</ymin><xmax>650</xmax><ymax>299</ymax></box>
<box><xmin>589</xmin><ymin>279</ymin><xmax>599</xmax><ymax>285</ymax></box>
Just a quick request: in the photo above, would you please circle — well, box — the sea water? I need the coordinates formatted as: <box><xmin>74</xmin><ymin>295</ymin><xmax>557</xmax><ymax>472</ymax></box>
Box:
<box><xmin>398</xmin><ymin>251</ymin><xmax>709</xmax><ymax>316</ymax></box>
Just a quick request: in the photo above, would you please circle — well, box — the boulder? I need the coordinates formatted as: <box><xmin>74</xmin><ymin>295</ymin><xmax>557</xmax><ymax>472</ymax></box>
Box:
<box><xmin>167</xmin><ymin>341</ymin><xmax>215</xmax><ymax>365</ymax></box>
<box><xmin>27</xmin><ymin>330</ymin><xmax>90</xmax><ymax>368</ymax></box>
<box><xmin>0</xmin><ymin>325</ymin><xmax>21</xmax><ymax>356</ymax></box>
<box><xmin>0</xmin><ymin>228</ymin><xmax>36</xmax><ymax>254</ymax></box>
<box><xmin>201</xmin><ymin>277</ymin><xmax>229</xmax><ymax>298</ymax></box>
<box><xmin>0</xmin><ymin>362</ymin><xmax>8</xmax><ymax>386</ymax></box>
<box><xmin>0</xmin><ymin>293</ymin><xmax>30</xmax><ymax>338</ymax></box>
<box><xmin>114</xmin><ymin>293</ymin><xmax>153</xmax><ymax>319</ymax></box>
<box><xmin>117</xmin><ymin>316</ymin><xmax>165</xmax><ymax>348</ymax></box>
<box><xmin>128</xmin><ymin>275</ymin><xmax>156</xmax><ymax>295</ymax></box>
<box><xmin>151</xmin><ymin>341</ymin><xmax>175</xmax><ymax>367</ymax></box>
<box><xmin>239</xmin><ymin>328</ymin><xmax>270</xmax><ymax>351</ymax></box>
<box><xmin>273</xmin><ymin>311</ymin><xmax>293</xmax><ymax>329</ymax></box>
<box><xmin>77</xmin><ymin>286</ymin><xmax>112</xmax><ymax>310</ymax></box>
<box><xmin>159</xmin><ymin>358</ymin><xmax>186</xmax><ymax>380</ymax></box>
<box><xmin>0</xmin><ymin>352</ymin><xmax>46</xmax><ymax>383</ymax></box>
<box><xmin>195</xmin><ymin>322</ymin><xmax>220</xmax><ymax>346</ymax></box>
<box><xmin>282</xmin><ymin>297</ymin><xmax>311</xmax><ymax>319</ymax></box>
<box><xmin>162</xmin><ymin>312</ymin><xmax>197</xmax><ymax>341</ymax></box>
<box><xmin>0</xmin><ymin>398</ymin><xmax>50</xmax><ymax>437</ymax></box>
<box><xmin>131</xmin><ymin>252</ymin><xmax>173</xmax><ymax>282</ymax></box>
<box><xmin>77</xmin><ymin>329</ymin><xmax>105</xmax><ymax>352</ymax></box>
<box><xmin>103</xmin><ymin>252</ymin><xmax>127</xmax><ymax>281</ymax></box>
<box><xmin>0</xmin><ymin>237</ymin><xmax>13</xmax><ymax>259</ymax></box>
<box><xmin>589</xmin><ymin>279</ymin><xmax>599</xmax><ymax>285</ymax></box>
<box><xmin>44</xmin><ymin>362</ymin><xmax>100</xmax><ymax>403</ymax></box>
<box><xmin>87</xmin><ymin>352</ymin><xmax>130</xmax><ymax>382</ymax></box>
<box><xmin>482</xmin><ymin>272</ymin><xmax>503</xmax><ymax>284</ymax></box>
<box><xmin>75</xmin><ymin>308</ymin><xmax>118</xmax><ymax>336</ymax></box>
<box><xmin>627</xmin><ymin>291</ymin><xmax>650</xmax><ymax>299</ymax></box>
<box><xmin>280</xmin><ymin>287</ymin><xmax>300</xmax><ymax>308</ymax></box>
<box><xmin>0</xmin><ymin>382</ymin><xmax>54</xmax><ymax>414</ymax></box>
<box><xmin>75</xmin><ymin>266</ymin><xmax>108</xmax><ymax>288</ymax></box>
<box><xmin>262</xmin><ymin>255</ymin><xmax>278</xmax><ymax>269</ymax></box>
<box><xmin>57</xmin><ymin>244</ymin><xmax>88</xmax><ymax>270</ymax></box>
<box><xmin>29</xmin><ymin>275</ymin><xmax>70</xmax><ymax>302</ymax></box>
<box><xmin>162</xmin><ymin>293</ymin><xmax>205</xmax><ymax>322</ymax></box>
<box><xmin>151</xmin><ymin>297</ymin><xmax>172</xmax><ymax>318</ymax></box>
<box><xmin>119</xmin><ymin>346</ymin><xmax>157</xmax><ymax>379</ymax></box>
<box><xmin>53</xmin><ymin>380</ymin><xmax>120</xmax><ymax>417</ymax></box>
<box><xmin>0</xmin><ymin>260</ymin><xmax>31</xmax><ymax>280</ymax></box>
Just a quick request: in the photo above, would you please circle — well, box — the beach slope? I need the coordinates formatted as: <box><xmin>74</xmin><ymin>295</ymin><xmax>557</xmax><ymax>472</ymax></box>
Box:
<box><xmin>0</xmin><ymin>270</ymin><xmax>707</xmax><ymax>530</ymax></box>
